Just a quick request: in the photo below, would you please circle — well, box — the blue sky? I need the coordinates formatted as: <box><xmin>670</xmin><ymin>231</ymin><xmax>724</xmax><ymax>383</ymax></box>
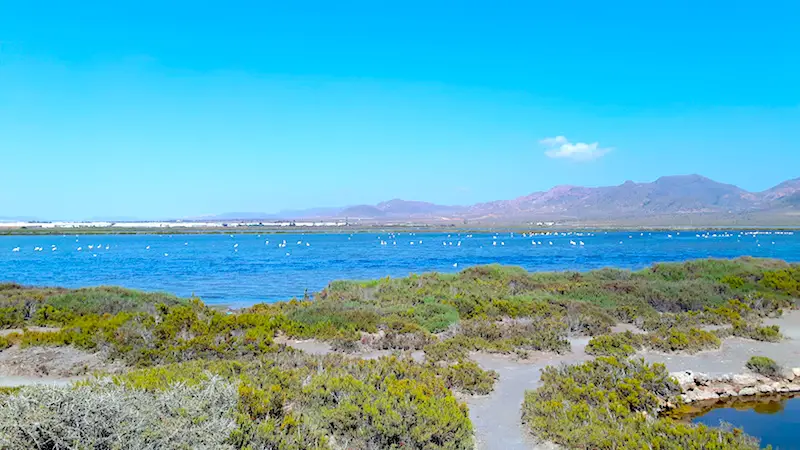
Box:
<box><xmin>1</xmin><ymin>1</ymin><xmax>798</xmax><ymax>220</ymax></box>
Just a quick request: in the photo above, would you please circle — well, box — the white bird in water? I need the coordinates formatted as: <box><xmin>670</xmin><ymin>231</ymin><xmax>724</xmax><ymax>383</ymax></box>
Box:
<box><xmin>233</xmin><ymin>243</ymin><xmax>239</xmax><ymax>248</ymax></box>
<box><xmin>51</xmin><ymin>246</ymin><xmax>57</xmax><ymax>251</ymax></box>
<box><xmin>105</xmin><ymin>245</ymin><xmax>110</xmax><ymax>250</ymax></box>
<box><xmin>579</xmin><ymin>241</ymin><xmax>585</xmax><ymax>246</ymax></box>
<box><xmin>77</xmin><ymin>247</ymin><xmax>82</xmax><ymax>251</ymax></box>
<box><xmin>453</xmin><ymin>263</ymin><xmax>458</xmax><ymax>268</ymax></box>
<box><xmin>570</xmin><ymin>240</ymin><xmax>576</xmax><ymax>246</ymax></box>
<box><xmin>88</xmin><ymin>245</ymin><xmax>94</xmax><ymax>250</ymax></box>
<box><xmin>184</xmin><ymin>242</ymin><xmax>188</xmax><ymax>246</ymax></box>
<box><xmin>493</xmin><ymin>241</ymin><xmax>497</xmax><ymax>246</ymax></box>
<box><xmin>306</xmin><ymin>242</ymin><xmax>310</xmax><ymax>247</ymax></box>
<box><xmin>164</xmin><ymin>253</ymin><xmax>169</xmax><ymax>256</ymax></box>
<box><xmin>500</xmin><ymin>242</ymin><xmax>505</xmax><ymax>246</ymax></box>
<box><xmin>549</xmin><ymin>241</ymin><xmax>553</xmax><ymax>245</ymax></box>
<box><xmin>265</xmin><ymin>240</ymin><xmax>269</xmax><ymax>245</ymax></box>
<box><xmin>146</xmin><ymin>245</ymin><xmax>150</xmax><ymax>250</ymax></box>
<box><xmin>11</xmin><ymin>247</ymin><xmax>20</xmax><ymax>252</ymax></box>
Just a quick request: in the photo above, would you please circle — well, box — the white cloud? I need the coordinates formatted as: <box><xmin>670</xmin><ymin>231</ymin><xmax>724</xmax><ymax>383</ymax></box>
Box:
<box><xmin>540</xmin><ymin>136</ymin><xmax>612</xmax><ymax>161</ymax></box>
<box><xmin>539</xmin><ymin>136</ymin><xmax>568</xmax><ymax>146</ymax></box>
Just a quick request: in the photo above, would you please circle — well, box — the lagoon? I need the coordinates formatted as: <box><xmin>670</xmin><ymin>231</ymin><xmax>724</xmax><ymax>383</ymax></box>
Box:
<box><xmin>1</xmin><ymin>230</ymin><xmax>797</xmax><ymax>307</ymax></box>
<box><xmin>693</xmin><ymin>396</ymin><xmax>800</xmax><ymax>449</ymax></box>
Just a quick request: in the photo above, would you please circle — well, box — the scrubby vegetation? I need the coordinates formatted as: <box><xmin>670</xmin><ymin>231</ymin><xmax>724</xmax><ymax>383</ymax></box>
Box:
<box><xmin>3</xmin><ymin>258</ymin><xmax>797</xmax><ymax>362</ymax></box>
<box><xmin>746</xmin><ymin>356</ymin><xmax>784</xmax><ymax>380</ymax></box>
<box><xmin>0</xmin><ymin>376</ymin><xmax>238</xmax><ymax>449</ymax></box>
<box><xmin>521</xmin><ymin>357</ymin><xmax>761</xmax><ymax>449</ymax></box>
<box><xmin>1</xmin><ymin>354</ymin><xmax>475</xmax><ymax>449</ymax></box>
<box><xmin>587</xmin><ymin>327</ymin><xmax>722</xmax><ymax>357</ymax></box>
<box><xmin>0</xmin><ymin>257</ymin><xmax>797</xmax><ymax>449</ymax></box>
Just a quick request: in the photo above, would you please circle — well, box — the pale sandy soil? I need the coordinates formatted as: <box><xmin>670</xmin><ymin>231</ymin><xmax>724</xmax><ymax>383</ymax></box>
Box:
<box><xmin>0</xmin><ymin>345</ymin><xmax>124</xmax><ymax>387</ymax></box>
<box><xmin>275</xmin><ymin>335</ymin><xmax>425</xmax><ymax>362</ymax></box>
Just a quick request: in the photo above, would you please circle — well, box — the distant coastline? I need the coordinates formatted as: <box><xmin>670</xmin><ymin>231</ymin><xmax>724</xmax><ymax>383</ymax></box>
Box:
<box><xmin>1</xmin><ymin>221</ymin><xmax>799</xmax><ymax>236</ymax></box>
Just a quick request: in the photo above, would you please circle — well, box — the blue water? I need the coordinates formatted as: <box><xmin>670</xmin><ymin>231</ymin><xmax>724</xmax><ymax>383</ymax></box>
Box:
<box><xmin>693</xmin><ymin>397</ymin><xmax>800</xmax><ymax>449</ymax></box>
<box><xmin>0</xmin><ymin>231</ymin><xmax>797</xmax><ymax>306</ymax></box>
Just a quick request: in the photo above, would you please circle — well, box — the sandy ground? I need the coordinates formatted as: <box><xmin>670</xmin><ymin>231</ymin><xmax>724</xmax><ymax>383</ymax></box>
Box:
<box><xmin>0</xmin><ymin>345</ymin><xmax>124</xmax><ymax>387</ymax></box>
<box><xmin>275</xmin><ymin>336</ymin><xmax>426</xmax><ymax>362</ymax></box>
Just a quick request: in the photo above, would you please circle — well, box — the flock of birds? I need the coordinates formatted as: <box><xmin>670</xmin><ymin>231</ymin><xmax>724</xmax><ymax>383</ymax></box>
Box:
<box><xmin>6</xmin><ymin>230</ymin><xmax>793</xmax><ymax>260</ymax></box>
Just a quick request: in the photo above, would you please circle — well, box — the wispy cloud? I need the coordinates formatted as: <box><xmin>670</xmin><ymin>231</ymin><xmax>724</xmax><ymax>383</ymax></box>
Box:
<box><xmin>540</xmin><ymin>136</ymin><xmax>612</xmax><ymax>161</ymax></box>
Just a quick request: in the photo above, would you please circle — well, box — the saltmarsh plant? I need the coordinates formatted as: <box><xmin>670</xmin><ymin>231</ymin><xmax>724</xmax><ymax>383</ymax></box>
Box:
<box><xmin>521</xmin><ymin>357</ymin><xmax>760</xmax><ymax>449</ymax></box>
<box><xmin>114</xmin><ymin>354</ymin><xmax>475</xmax><ymax>449</ymax></box>
<box><xmin>0</xmin><ymin>376</ymin><xmax>239</xmax><ymax>449</ymax></box>
<box><xmin>746</xmin><ymin>356</ymin><xmax>783</xmax><ymax>380</ymax></box>
<box><xmin>5</xmin><ymin>258</ymin><xmax>798</xmax><ymax>361</ymax></box>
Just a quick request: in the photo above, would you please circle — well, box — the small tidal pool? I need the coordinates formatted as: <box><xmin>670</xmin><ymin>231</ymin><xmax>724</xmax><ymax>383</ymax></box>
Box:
<box><xmin>687</xmin><ymin>395</ymin><xmax>800</xmax><ymax>449</ymax></box>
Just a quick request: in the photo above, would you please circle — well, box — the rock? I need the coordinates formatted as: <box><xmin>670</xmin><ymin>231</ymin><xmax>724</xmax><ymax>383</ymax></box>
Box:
<box><xmin>716</xmin><ymin>374</ymin><xmax>733</xmax><ymax>383</ymax></box>
<box><xmin>682</xmin><ymin>388</ymin><xmax>719</xmax><ymax>403</ymax></box>
<box><xmin>738</xmin><ymin>387</ymin><xmax>758</xmax><ymax>396</ymax></box>
<box><xmin>712</xmin><ymin>384</ymin><xmax>734</xmax><ymax>395</ymax></box>
<box><xmin>758</xmin><ymin>384</ymin><xmax>775</xmax><ymax>394</ymax></box>
<box><xmin>793</xmin><ymin>368</ymin><xmax>800</xmax><ymax>378</ymax></box>
<box><xmin>732</xmin><ymin>374</ymin><xmax>758</xmax><ymax>387</ymax></box>
<box><xmin>694</xmin><ymin>372</ymin><xmax>712</xmax><ymax>386</ymax></box>
<box><xmin>776</xmin><ymin>383</ymin><xmax>790</xmax><ymax>393</ymax></box>
<box><xmin>787</xmin><ymin>384</ymin><xmax>800</xmax><ymax>392</ymax></box>
<box><xmin>671</xmin><ymin>371</ymin><xmax>695</xmax><ymax>390</ymax></box>
<box><xmin>718</xmin><ymin>388</ymin><xmax>738</xmax><ymax>398</ymax></box>
<box><xmin>785</xmin><ymin>370</ymin><xmax>795</xmax><ymax>382</ymax></box>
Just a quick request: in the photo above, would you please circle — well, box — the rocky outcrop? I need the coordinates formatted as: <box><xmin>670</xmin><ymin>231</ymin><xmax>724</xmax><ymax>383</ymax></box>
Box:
<box><xmin>671</xmin><ymin>368</ymin><xmax>800</xmax><ymax>403</ymax></box>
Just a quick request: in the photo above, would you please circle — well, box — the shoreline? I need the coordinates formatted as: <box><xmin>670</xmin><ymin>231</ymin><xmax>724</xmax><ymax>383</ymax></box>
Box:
<box><xmin>1</xmin><ymin>225</ymin><xmax>799</xmax><ymax>236</ymax></box>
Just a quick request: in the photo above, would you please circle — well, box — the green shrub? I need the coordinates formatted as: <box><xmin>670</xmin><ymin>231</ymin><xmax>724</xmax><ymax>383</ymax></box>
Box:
<box><xmin>439</xmin><ymin>361</ymin><xmax>498</xmax><ymax>395</ymax></box>
<box><xmin>0</xmin><ymin>377</ymin><xmax>238</xmax><ymax>449</ymax></box>
<box><xmin>745</xmin><ymin>356</ymin><xmax>783</xmax><ymax>379</ymax></box>
<box><xmin>521</xmin><ymin>357</ymin><xmax>759</xmax><ymax>449</ymax></box>
<box><xmin>645</xmin><ymin>328</ymin><xmax>721</xmax><ymax>354</ymax></box>
<box><xmin>586</xmin><ymin>332</ymin><xmax>641</xmax><ymax>357</ymax></box>
<box><xmin>0</xmin><ymin>336</ymin><xmax>10</xmax><ymax>351</ymax></box>
<box><xmin>109</xmin><ymin>354</ymin><xmax>476</xmax><ymax>449</ymax></box>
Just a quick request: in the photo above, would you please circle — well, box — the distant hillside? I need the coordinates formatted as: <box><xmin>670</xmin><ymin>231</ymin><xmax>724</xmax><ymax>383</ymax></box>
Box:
<box><xmin>198</xmin><ymin>175</ymin><xmax>800</xmax><ymax>225</ymax></box>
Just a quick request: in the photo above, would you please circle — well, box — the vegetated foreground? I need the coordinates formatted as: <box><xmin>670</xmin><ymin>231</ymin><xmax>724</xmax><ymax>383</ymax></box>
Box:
<box><xmin>0</xmin><ymin>257</ymin><xmax>798</xmax><ymax>449</ymax></box>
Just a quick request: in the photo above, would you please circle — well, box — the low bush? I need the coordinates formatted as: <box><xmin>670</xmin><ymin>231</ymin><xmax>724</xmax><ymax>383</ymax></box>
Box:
<box><xmin>745</xmin><ymin>356</ymin><xmax>783</xmax><ymax>380</ymax></box>
<box><xmin>521</xmin><ymin>357</ymin><xmax>760</xmax><ymax>449</ymax></box>
<box><xmin>645</xmin><ymin>328</ymin><xmax>721</xmax><ymax>353</ymax></box>
<box><xmin>585</xmin><ymin>331</ymin><xmax>641</xmax><ymax>357</ymax></box>
<box><xmin>0</xmin><ymin>377</ymin><xmax>238</xmax><ymax>449</ymax></box>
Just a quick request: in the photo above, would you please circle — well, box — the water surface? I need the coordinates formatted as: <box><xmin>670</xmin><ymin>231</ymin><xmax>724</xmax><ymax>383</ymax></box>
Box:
<box><xmin>692</xmin><ymin>396</ymin><xmax>800</xmax><ymax>449</ymax></box>
<box><xmin>1</xmin><ymin>230</ymin><xmax>796</xmax><ymax>306</ymax></box>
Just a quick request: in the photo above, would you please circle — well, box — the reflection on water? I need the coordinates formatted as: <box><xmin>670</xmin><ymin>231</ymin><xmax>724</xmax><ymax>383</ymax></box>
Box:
<box><xmin>688</xmin><ymin>395</ymin><xmax>800</xmax><ymax>449</ymax></box>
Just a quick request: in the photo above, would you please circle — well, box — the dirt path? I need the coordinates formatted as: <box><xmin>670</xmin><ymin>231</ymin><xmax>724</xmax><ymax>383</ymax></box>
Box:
<box><xmin>466</xmin><ymin>338</ymin><xmax>592</xmax><ymax>450</ymax></box>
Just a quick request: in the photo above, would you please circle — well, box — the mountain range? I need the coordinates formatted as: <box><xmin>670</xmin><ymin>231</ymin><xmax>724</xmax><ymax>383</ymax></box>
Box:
<box><xmin>208</xmin><ymin>175</ymin><xmax>800</xmax><ymax>225</ymax></box>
